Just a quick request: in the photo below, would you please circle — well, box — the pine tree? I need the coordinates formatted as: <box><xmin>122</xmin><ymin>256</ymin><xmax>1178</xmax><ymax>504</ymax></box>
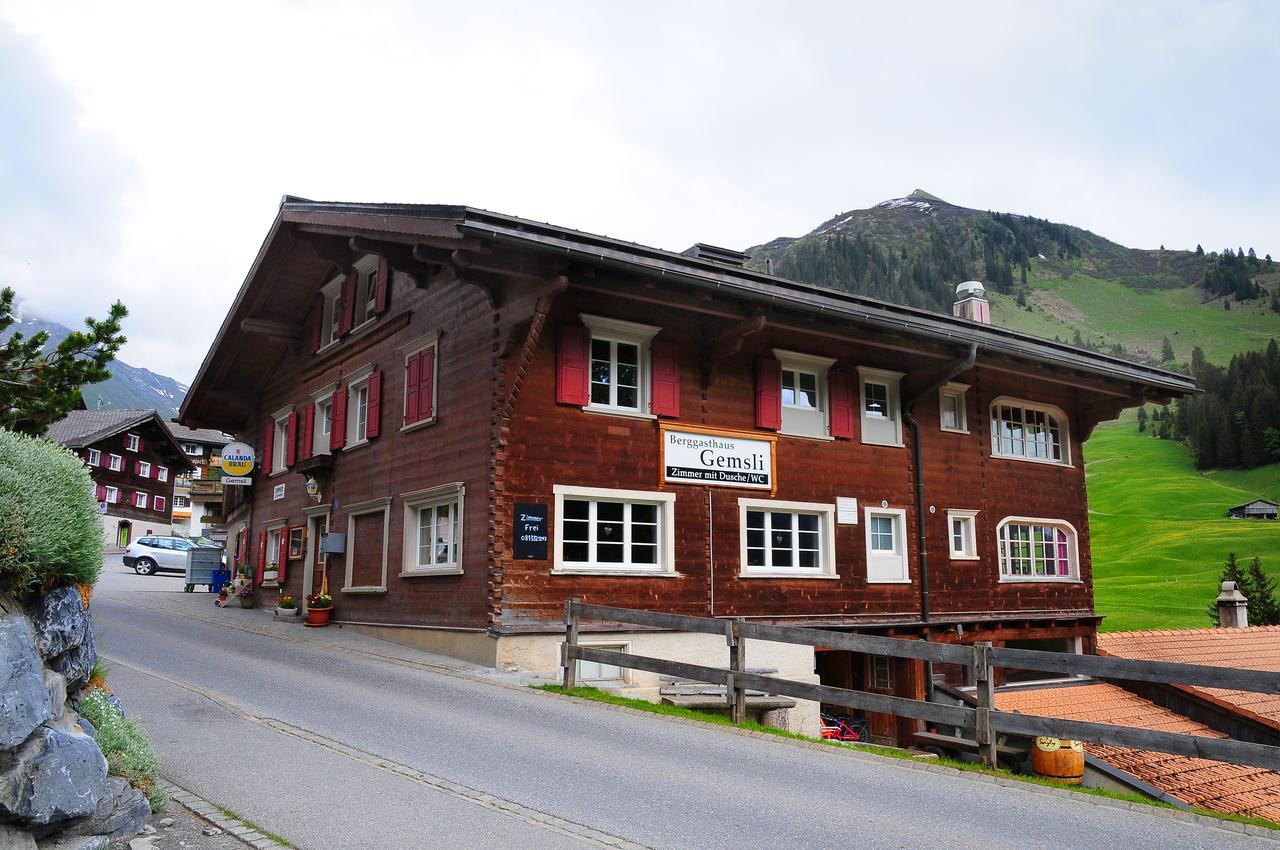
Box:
<box><xmin>1246</xmin><ymin>556</ymin><xmax>1280</xmax><ymax>626</ymax></box>
<box><xmin>1196</xmin><ymin>244</ymin><xmax>1205</xmax><ymax>256</ymax></box>
<box><xmin>1161</xmin><ymin>336</ymin><xmax>1175</xmax><ymax>362</ymax></box>
<box><xmin>1137</xmin><ymin>406</ymin><xmax>1148</xmax><ymax>432</ymax></box>
<box><xmin>1209</xmin><ymin>552</ymin><xmax>1253</xmax><ymax>625</ymax></box>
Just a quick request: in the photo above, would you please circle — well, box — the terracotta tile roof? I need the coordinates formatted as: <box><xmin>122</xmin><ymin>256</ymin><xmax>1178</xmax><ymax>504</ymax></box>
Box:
<box><xmin>997</xmin><ymin>682</ymin><xmax>1280</xmax><ymax>821</ymax></box>
<box><xmin>1097</xmin><ymin>628</ymin><xmax>1280</xmax><ymax>729</ymax></box>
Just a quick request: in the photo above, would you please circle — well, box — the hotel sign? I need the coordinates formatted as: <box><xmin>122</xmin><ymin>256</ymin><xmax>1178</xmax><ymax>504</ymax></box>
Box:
<box><xmin>662</xmin><ymin>426</ymin><xmax>774</xmax><ymax>491</ymax></box>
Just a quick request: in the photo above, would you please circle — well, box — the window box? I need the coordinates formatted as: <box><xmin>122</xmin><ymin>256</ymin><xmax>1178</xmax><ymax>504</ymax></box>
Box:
<box><xmin>997</xmin><ymin>517</ymin><xmax>1079</xmax><ymax>581</ymax></box>
<box><xmin>738</xmin><ymin>498</ymin><xmax>838</xmax><ymax>578</ymax></box>
<box><xmin>990</xmin><ymin>397</ymin><xmax>1071</xmax><ymax>466</ymax></box>
<box><xmin>552</xmin><ymin>485</ymin><xmax>676</xmax><ymax>575</ymax></box>
<box><xmin>400</xmin><ymin>483</ymin><xmax>464</xmax><ymax>576</ymax></box>
<box><xmin>865</xmin><ymin>507</ymin><xmax>909</xmax><ymax>582</ymax></box>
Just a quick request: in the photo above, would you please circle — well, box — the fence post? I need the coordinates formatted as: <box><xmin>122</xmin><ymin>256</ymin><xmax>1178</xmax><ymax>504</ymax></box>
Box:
<box><xmin>562</xmin><ymin>597</ymin><xmax>580</xmax><ymax>691</ymax></box>
<box><xmin>973</xmin><ymin>641</ymin><xmax>997</xmax><ymax>769</ymax></box>
<box><xmin>728</xmin><ymin>618</ymin><xmax>747</xmax><ymax>724</ymax></box>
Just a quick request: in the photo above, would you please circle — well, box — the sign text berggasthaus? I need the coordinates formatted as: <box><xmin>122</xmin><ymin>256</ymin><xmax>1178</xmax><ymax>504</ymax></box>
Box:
<box><xmin>662</xmin><ymin>427</ymin><xmax>773</xmax><ymax>490</ymax></box>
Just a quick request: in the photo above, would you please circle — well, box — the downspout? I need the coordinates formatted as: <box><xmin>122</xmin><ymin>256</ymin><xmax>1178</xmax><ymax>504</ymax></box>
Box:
<box><xmin>902</xmin><ymin>342</ymin><xmax>978</xmax><ymax>702</ymax></box>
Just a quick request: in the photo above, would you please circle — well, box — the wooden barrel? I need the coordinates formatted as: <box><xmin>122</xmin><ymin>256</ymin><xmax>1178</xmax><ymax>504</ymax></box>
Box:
<box><xmin>1031</xmin><ymin>737</ymin><xmax>1084</xmax><ymax>784</ymax></box>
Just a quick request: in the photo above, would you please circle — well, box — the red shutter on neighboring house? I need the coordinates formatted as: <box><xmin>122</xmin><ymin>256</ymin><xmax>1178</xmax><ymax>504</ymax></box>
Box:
<box><xmin>330</xmin><ymin>387</ymin><xmax>348</xmax><ymax>450</ymax></box>
<box><xmin>405</xmin><ymin>353</ymin><xmax>421</xmax><ymax>425</ymax></box>
<box><xmin>556</xmin><ymin>325</ymin><xmax>590</xmax><ymax>406</ymax></box>
<box><xmin>755</xmin><ymin>357</ymin><xmax>782</xmax><ymax>431</ymax></box>
<box><xmin>277</xmin><ymin>532</ymin><xmax>289</xmax><ymax>585</ymax></box>
<box><xmin>374</xmin><ymin>256</ymin><xmax>390</xmax><ymax>314</ymax></box>
<box><xmin>95</xmin><ymin>484</ymin><xmax>106</xmax><ymax>501</ymax></box>
<box><xmin>300</xmin><ymin>404</ymin><xmax>315</xmax><ymax>461</ymax></box>
<box><xmin>338</xmin><ymin>271</ymin><xmax>356</xmax><ymax>336</ymax></box>
<box><xmin>649</xmin><ymin>340</ymin><xmax>680</xmax><ymax>418</ymax></box>
<box><xmin>136</xmin><ymin>437</ymin><xmax>145</xmax><ymax>452</ymax></box>
<box><xmin>285</xmin><ymin>411</ymin><xmax>298</xmax><ymax>467</ymax></box>
<box><xmin>418</xmin><ymin>347</ymin><xmax>435</xmax><ymax>422</ymax></box>
<box><xmin>310</xmin><ymin>294</ymin><xmax>324</xmax><ymax>353</ymax></box>
<box><xmin>133</xmin><ymin>460</ymin><xmax>142</xmax><ymax>476</ymax></box>
<box><xmin>256</xmin><ymin>530</ymin><xmax>267</xmax><ymax>583</ymax></box>
<box><xmin>262</xmin><ymin>422</ymin><xmax>274</xmax><ymax>476</ymax></box>
<box><xmin>366</xmin><ymin>371</ymin><xmax>382</xmax><ymax>438</ymax></box>
<box><xmin>829</xmin><ymin>370</ymin><xmax>855</xmax><ymax>439</ymax></box>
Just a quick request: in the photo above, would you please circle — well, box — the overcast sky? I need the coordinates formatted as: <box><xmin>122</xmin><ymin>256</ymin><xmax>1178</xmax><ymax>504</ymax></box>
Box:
<box><xmin>1</xmin><ymin>1</ymin><xmax>1277</xmax><ymax>385</ymax></box>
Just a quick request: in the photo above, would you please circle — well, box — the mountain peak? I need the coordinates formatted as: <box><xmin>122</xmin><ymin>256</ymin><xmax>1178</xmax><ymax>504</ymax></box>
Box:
<box><xmin>907</xmin><ymin>189</ymin><xmax>947</xmax><ymax>204</ymax></box>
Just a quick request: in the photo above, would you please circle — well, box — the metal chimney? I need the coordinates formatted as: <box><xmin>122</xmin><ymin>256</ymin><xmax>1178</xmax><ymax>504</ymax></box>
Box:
<box><xmin>953</xmin><ymin>280</ymin><xmax>991</xmax><ymax>324</ymax></box>
<box><xmin>1217</xmin><ymin>581</ymin><xmax>1250</xmax><ymax>628</ymax></box>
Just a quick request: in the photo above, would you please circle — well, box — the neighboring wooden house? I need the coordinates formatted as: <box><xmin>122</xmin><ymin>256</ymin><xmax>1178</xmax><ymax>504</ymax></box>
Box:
<box><xmin>46</xmin><ymin>409</ymin><xmax>195</xmax><ymax>550</ymax></box>
<box><xmin>180</xmin><ymin>198</ymin><xmax>1194</xmax><ymax>740</ymax></box>
<box><xmin>1229</xmin><ymin>499</ymin><xmax>1279</xmax><ymax>520</ymax></box>
<box><xmin>166</xmin><ymin>422</ymin><xmax>235</xmax><ymax>541</ymax></box>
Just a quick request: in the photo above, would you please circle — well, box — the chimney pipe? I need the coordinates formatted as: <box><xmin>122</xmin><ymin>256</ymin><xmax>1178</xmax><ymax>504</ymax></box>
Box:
<box><xmin>953</xmin><ymin>280</ymin><xmax>991</xmax><ymax>324</ymax></box>
<box><xmin>1217</xmin><ymin>581</ymin><xmax>1250</xmax><ymax>628</ymax></box>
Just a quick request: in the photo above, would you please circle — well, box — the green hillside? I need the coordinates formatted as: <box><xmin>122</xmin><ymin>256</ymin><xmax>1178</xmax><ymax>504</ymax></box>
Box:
<box><xmin>1086</xmin><ymin>415</ymin><xmax>1280</xmax><ymax>631</ymax></box>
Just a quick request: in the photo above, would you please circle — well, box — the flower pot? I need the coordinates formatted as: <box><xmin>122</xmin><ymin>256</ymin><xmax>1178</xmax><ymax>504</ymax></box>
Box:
<box><xmin>304</xmin><ymin>607</ymin><xmax>332</xmax><ymax>627</ymax></box>
<box><xmin>276</xmin><ymin>606</ymin><xmax>300</xmax><ymax>617</ymax></box>
<box><xmin>238</xmin><ymin>596</ymin><xmax>256</xmax><ymax>609</ymax></box>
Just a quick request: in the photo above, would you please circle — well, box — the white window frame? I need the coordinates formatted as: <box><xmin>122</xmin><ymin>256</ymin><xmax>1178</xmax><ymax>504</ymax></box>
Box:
<box><xmin>318</xmin><ymin>274</ymin><xmax>344</xmax><ymax>351</ymax></box>
<box><xmin>181</xmin><ymin>442</ymin><xmax>202</xmax><ymax>456</ymax></box>
<box><xmin>343</xmin><ymin>496</ymin><xmax>391</xmax><ymax>593</ymax></box>
<box><xmin>124</xmin><ymin>433</ymin><xmax>140</xmax><ymax>452</ymax></box>
<box><xmin>939</xmin><ymin>382</ymin><xmax>969</xmax><ymax>434</ymax></box>
<box><xmin>311</xmin><ymin>383</ymin><xmax>338</xmax><ymax>456</ymax></box>
<box><xmin>857</xmin><ymin>367</ymin><xmax>904</xmax><ymax>448</ymax></box>
<box><xmin>400</xmin><ymin>482</ymin><xmax>465</xmax><ymax>577</ymax></box>
<box><xmin>174</xmin><ymin>495</ymin><xmax>189</xmax><ymax>508</ymax></box>
<box><xmin>137</xmin><ymin>461</ymin><xmax>151</xmax><ymax>479</ymax></box>
<box><xmin>552</xmin><ymin>484</ymin><xmax>676</xmax><ymax>576</ymax></box>
<box><xmin>773</xmin><ymin>349</ymin><xmax>836</xmax><ymax>440</ymax></box>
<box><xmin>133</xmin><ymin>491</ymin><xmax>149</xmax><ymax>510</ymax></box>
<box><xmin>864</xmin><ymin>506</ymin><xmax>909</xmax><ymax>583</ymax></box>
<box><xmin>154</xmin><ymin>495</ymin><xmax>167</xmax><ymax>513</ymax></box>
<box><xmin>157</xmin><ymin>466</ymin><xmax>169</xmax><ymax>482</ymax></box>
<box><xmin>345</xmin><ymin>365</ymin><xmax>375</xmax><ymax>450</ymax></box>
<box><xmin>271</xmin><ymin>405</ymin><xmax>293</xmax><ymax>473</ymax></box>
<box><xmin>400</xmin><ymin>330</ymin><xmax>441</xmax><ymax>432</ymax></box>
<box><xmin>580</xmin><ymin>314</ymin><xmax>660</xmax><ymax>419</ymax></box>
<box><xmin>997</xmin><ymin>517</ymin><xmax>1080</xmax><ymax>583</ymax></box>
<box><xmin>86</xmin><ymin>449</ymin><xmax>101</xmax><ymax>466</ymax></box>
<box><xmin>946</xmin><ymin>509</ymin><xmax>980</xmax><ymax>561</ymax></box>
<box><xmin>108</xmin><ymin>453</ymin><xmax>123</xmax><ymax>472</ymax></box>
<box><xmin>575</xmin><ymin>642</ymin><xmax>631</xmax><ymax>684</ymax></box>
<box><xmin>990</xmin><ymin>396</ymin><xmax>1071</xmax><ymax>466</ymax></box>
<box><xmin>351</xmin><ymin>255</ymin><xmax>379</xmax><ymax>331</ymax></box>
<box><xmin>105</xmin><ymin>486</ymin><xmax>119</xmax><ymax>504</ymax></box>
<box><xmin>738</xmin><ymin>497</ymin><xmax>838</xmax><ymax>578</ymax></box>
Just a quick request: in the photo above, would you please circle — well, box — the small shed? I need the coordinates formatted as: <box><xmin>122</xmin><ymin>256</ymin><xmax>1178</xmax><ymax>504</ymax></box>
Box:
<box><xmin>1228</xmin><ymin>499</ymin><xmax>1279</xmax><ymax>520</ymax></box>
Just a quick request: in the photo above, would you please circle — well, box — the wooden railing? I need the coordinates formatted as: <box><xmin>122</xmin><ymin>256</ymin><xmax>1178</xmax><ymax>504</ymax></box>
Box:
<box><xmin>560</xmin><ymin>600</ymin><xmax>1280</xmax><ymax>771</ymax></box>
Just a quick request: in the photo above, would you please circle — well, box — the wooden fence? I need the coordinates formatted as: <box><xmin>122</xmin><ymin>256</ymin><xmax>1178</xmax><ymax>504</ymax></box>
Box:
<box><xmin>560</xmin><ymin>600</ymin><xmax>1280</xmax><ymax>771</ymax></box>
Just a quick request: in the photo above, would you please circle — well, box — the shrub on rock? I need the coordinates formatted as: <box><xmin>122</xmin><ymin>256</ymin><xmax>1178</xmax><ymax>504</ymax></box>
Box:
<box><xmin>77</xmin><ymin>690</ymin><xmax>166</xmax><ymax>811</ymax></box>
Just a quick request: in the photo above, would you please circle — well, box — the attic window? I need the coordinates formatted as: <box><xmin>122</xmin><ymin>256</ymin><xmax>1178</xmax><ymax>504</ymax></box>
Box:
<box><xmin>125</xmin><ymin>433</ymin><xmax>140</xmax><ymax>452</ymax></box>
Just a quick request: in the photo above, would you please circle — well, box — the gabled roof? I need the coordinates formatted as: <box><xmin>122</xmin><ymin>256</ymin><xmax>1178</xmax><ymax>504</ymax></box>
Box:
<box><xmin>45</xmin><ymin>408</ymin><xmax>195</xmax><ymax>471</ymax></box>
<box><xmin>998</xmin><ymin>682</ymin><xmax>1280</xmax><ymax>821</ymax></box>
<box><xmin>1230</xmin><ymin>499</ymin><xmax>1279</xmax><ymax>511</ymax></box>
<box><xmin>165</xmin><ymin>421</ymin><xmax>234</xmax><ymax>446</ymax></box>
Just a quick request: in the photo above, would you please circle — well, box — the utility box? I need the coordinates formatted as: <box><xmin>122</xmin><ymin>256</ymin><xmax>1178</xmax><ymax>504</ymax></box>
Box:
<box><xmin>320</xmin><ymin>532</ymin><xmax>346</xmax><ymax>555</ymax></box>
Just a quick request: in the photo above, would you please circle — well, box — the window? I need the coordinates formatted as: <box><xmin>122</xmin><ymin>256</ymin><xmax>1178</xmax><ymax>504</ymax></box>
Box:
<box><xmin>316</xmin><ymin>398</ymin><xmax>333</xmax><ymax>454</ymax></box>
<box><xmin>580</xmin><ymin>314</ymin><xmax>660</xmax><ymax>416</ymax></box>
<box><xmin>133</xmin><ymin>492</ymin><xmax>149</xmax><ymax>509</ymax></box>
<box><xmin>738</xmin><ymin>498</ymin><xmax>837</xmax><ymax>578</ymax></box>
<box><xmin>870</xmin><ymin>656</ymin><xmax>894</xmax><ymax>691</ymax></box>
<box><xmin>181</xmin><ymin>442</ymin><xmax>202</xmax><ymax>456</ymax></box>
<box><xmin>137</xmin><ymin>461</ymin><xmax>151</xmax><ymax>478</ymax></box>
<box><xmin>352</xmin><ymin>383</ymin><xmax>369</xmax><ymax>443</ymax></box>
<box><xmin>174</xmin><ymin>496</ymin><xmax>189</xmax><ymax>508</ymax></box>
<box><xmin>319</xmin><ymin>274</ymin><xmax>343</xmax><ymax>348</ymax></box>
<box><xmin>86</xmin><ymin>449</ymin><xmax>101</xmax><ymax>466</ymax></box>
<box><xmin>108</xmin><ymin>454</ymin><xmax>123</xmax><ymax>471</ymax></box>
<box><xmin>947</xmin><ymin>510</ymin><xmax>979</xmax><ymax>560</ymax></box>
<box><xmin>864</xmin><ymin>507</ymin><xmax>908</xmax><ymax>582</ymax></box>
<box><xmin>576</xmin><ymin>644</ymin><xmax>628</xmax><ymax>683</ymax></box>
<box><xmin>991</xmin><ymin>398</ymin><xmax>1070</xmax><ymax>465</ymax></box>
<box><xmin>125</xmin><ymin>434</ymin><xmax>140</xmax><ymax>452</ymax></box>
<box><xmin>553</xmin><ymin>485</ymin><xmax>676</xmax><ymax>575</ymax></box>
<box><xmin>857</xmin><ymin>367</ymin><xmax>904</xmax><ymax>447</ymax></box>
<box><xmin>939</xmin><ymin>383</ymin><xmax>969</xmax><ymax>433</ymax></box>
<box><xmin>156</xmin><ymin>466</ymin><xmax>169</xmax><ymax>483</ymax></box>
<box><xmin>401</xmin><ymin>483</ymin><xmax>464</xmax><ymax>576</ymax></box>
<box><xmin>774</xmin><ymin>350</ymin><xmax>835</xmax><ymax>439</ymax></box>
<box><xmin>272</xmin><ymin>410</ymin><xmax>291</xmax><ymax>471</ymax></box>
<box><xmin>361</xmin><ymin>268</ymin><xmax>378</xmax><ymax>326</ymax></box>
<box><xmin>997</xmin><ymin>518</ymin><xmax>1078</xmax><ymax>581</ymax></box>
<box><xmin>344</xmin><ymin>497</ymin><xmax>391</xmax><ymax>592</ymax></box>
<box><xmin>105</xmin><ymin>486</ymin><xmax>119</xmax><ymax>504</ymax></box>
<box><xmin>154</xmin><ymin>496</ymin><xmax>167</xmax><ymax>513</ymax></box>
<box><xmin>266</xmin><ymin>527</ymin><xmax>282</xmax><ymax>567</ymax></box>
<box><xmin>401</xmin><ymin>331</ymin><xmax>440</xmax><ymax>428</ymax></box>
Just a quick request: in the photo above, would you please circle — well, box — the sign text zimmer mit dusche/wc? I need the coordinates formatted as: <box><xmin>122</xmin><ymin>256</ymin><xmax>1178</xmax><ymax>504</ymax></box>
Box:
<box><xmin>662</xmin><ymin>428</ymin><xmax>772</xmax><ymax>490</ymax></box>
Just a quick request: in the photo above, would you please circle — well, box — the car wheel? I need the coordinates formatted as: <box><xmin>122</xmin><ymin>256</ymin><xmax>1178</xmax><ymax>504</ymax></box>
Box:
<box><xmin>134</xmin><ymin>558</ymin><xmax>157</xmax><ymax>576</ymax></box>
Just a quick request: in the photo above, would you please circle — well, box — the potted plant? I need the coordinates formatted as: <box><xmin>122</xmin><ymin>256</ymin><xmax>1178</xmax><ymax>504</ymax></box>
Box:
<box><xmin>236</xmin><ymin>583</ymin><xmax>256</xmax><ymax>609</ymax></box>
<box><xmin>276</xmin><ymin>594</ymin><xmax>300</xmax><ymax>618</ymax></box>
<box><xmin>263</xmin><ymin>562</ymin><xmax>280</xmax><ymax>583</ymax></box>
<box><xmin>304</xmin><ymin>592</ymin><xmax>333</xmax><ymax>627</ymax></box>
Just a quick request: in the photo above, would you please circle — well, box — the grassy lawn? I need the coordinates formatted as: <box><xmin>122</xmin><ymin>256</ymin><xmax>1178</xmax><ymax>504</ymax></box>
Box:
<box><xmin>1086</xmin><ymin>416</ymin><xmax>1280</xmax><ymax>631</ymax></box>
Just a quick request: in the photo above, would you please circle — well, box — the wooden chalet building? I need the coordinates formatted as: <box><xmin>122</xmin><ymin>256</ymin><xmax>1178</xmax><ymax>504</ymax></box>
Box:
<box><xmin>46</xmin><ymin>409</ymin><xmax>195</xmax><ymax>550</ymax></box>
<box><xmin>182</xmin><ymin>198</ymin><xmax>1195</xmax><ymax>739</ymax></box>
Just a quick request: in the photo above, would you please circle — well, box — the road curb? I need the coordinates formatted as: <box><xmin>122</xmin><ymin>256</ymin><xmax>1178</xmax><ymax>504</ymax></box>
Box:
<box><xmin>530</xmin><ymin>686</ymin><xmax>1280</xmax><ymax>842</ymax></box>
<box><xmin>160</xmin><ymin>780</ymin><xmax>293</xmax><ymax>850</ymax></box>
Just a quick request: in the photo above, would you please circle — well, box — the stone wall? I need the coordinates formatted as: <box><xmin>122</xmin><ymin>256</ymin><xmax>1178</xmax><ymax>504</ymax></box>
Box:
<box><xmin>0</xmin><ymin>587</ymin><xmax>149</xmax><ymax>849</ymax></box>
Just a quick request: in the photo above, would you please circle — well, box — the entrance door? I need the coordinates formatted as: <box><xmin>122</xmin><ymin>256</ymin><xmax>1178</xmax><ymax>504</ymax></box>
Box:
<box><xmin>302</xmin><ymin>515</ymin><xmax>328</xmax><ymax>606</ymax></box>
<box><xmin>117</xmin><ymin>521</ymin><xmax>132</xmax><ymax>548</ymax></box>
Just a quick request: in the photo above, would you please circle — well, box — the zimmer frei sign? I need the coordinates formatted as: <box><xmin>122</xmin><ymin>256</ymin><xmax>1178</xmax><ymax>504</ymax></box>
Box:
<box><xmin>662</xmin><ymin>427</ymin><xmax>774</xmax><ymax>491</ymax></box>
<box><xmin>220</xmin><ymin>441</ymin><xmax>256</xmax><ymax>486</ymax></box>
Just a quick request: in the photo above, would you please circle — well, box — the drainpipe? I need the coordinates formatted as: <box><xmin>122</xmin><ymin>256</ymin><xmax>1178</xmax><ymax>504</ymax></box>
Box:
<box><xmin>902</xmin><ymin>342</ymin><xmax>978</xmax><ymax>702</ymax></box>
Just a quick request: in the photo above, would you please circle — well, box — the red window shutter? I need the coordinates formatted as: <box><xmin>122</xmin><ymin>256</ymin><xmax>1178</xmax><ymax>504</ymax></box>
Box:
<box><xmin>262</xmin><ymin>422</ymin><xmax>274</xmax><ymax>476</ymax></box>
<box><xmin>374</xmin><ymin>256</ymin><xmax>390</xmax><ymax>314</ymax></box>
<box><xmin>277</xmin><ymin>532</ymin><xmax>289</xmax><ymax>584</ymax></box>
<box><xmin>338</xmin><ymin>271</ymin><xmax>356</xmax><ymax>336</ymax></box>
<box><xmin>330</xmin><ymin>387</ymin><xmax>348</xmax><ymax>450</ymax></box>
<box><xmin>755</xmin><ymin>357</ymin><xmax>782</xmax><ymax>431</ymax></box>
<box><xmin>418</xmin><ymin>347</ymin><xmax>435</xmax><ymax>421</ymax></box>
<box><xmin>300</xmin><ymin>404</ymin><xmax>315</xmax><ymax>461</ymax></box>
<box><xmin>310</xmin><ymin>294</ymin><xmax>324</xmax><ymax>353</ymax></box>
<box><xmin>285</xmin><ymin>411</ymin><xmax>298</xmax><ymax>467</ymax></box>
<box><xmin>137</xmin><ymin>437</ymin><xmax>145</xmax><ymax>452</ymax></box>
<box><xmin>256</xmin><ymin>530</ymin><xmax>267</xmax><ymax>583</ymax></box>
<box><xmin>829</xmin><ymin>370</ymin><xmax>855</xmax><ymax>439</ymax></box>
<box><xmin>649</xmin><ymin>340</ymin><xmax>680</xmax><ymax>418</ymax></box>
<box><xmin>405</xmin><ymin>352</ymin><xmax>421</xmax><ymax>425</ymax></box>
<box><xmin>366</xmin><ymin>371</ymin><xmax>382</xmax><ymax>438</ymax></box>
<box><xmin>95</xmin><ymin>484</ymin><xmax>106</xmax><ymax>501</ymax></box>
<box><xmin>133</xmin><ymin>460</ymin><xmax>142</xmax><ymax>476</ymax></box>
<box><xmin>556</xmin><ymin>325</ymin><xmax>590</xmax><ymax>406</ymax></box>
<box><xmin>151</xmin><ymin>464</ymin><xmax>159</xmax><ymax>479</ymax></box>
<box><xmin>155</xmin><ymin>496</ymin><xmax>165</xmax><ymax>513</ymax></box>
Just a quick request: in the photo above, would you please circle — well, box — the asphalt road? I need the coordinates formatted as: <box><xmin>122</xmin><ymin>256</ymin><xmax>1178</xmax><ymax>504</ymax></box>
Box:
<box><xmin>94</xmin><ymin>560</ymin><xmax>1276</xmax><ymax>850</ymax></box>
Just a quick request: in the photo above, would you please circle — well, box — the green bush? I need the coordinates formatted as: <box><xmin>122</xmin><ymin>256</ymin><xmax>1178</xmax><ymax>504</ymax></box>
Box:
<box><xmin>0</xmin><ymin>427</ymin><xmax>103</xmax><ymax>593</ymax></box>
<box><xmin>78</xmin><ymin>689</ymin><xmax>167</xmax><ymax>811</ymax></box>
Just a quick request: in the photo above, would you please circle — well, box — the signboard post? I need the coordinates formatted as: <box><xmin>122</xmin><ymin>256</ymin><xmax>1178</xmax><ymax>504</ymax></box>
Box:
<box><xmin>220</xmin><ymin>441</ymin><xmax>255</xmax><ymax>485</ymax></box>
<box><xmin>661</xmin><ymin>425</ymin><xmax>776</xmax><ymax>492</ymax></box>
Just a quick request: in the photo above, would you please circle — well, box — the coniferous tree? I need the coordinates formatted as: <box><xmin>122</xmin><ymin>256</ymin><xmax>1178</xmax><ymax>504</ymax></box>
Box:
<box><xmin>1137</xmin><ymin>406</ymin><xmax>1148</xmax><ymax>432</ymax></box>
<box><xmin>1196</xmin><ymin>244</ymin><xmax>1205</xmax><ymax>256</ymax></box>
<box><xmin>1246</xmin><ymin>556</ymin><xmax>1280</xmax><ymax>626</ymax></box>
<box><xmin>1209</xmin><ymin>552</ymin><xmax>1253</xmax><ymax>625</ymax></box>
<box><xmin>1161</xmin><ymin>336</ymin><xmax>1175</xmax><ymax>362</ymax></box>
